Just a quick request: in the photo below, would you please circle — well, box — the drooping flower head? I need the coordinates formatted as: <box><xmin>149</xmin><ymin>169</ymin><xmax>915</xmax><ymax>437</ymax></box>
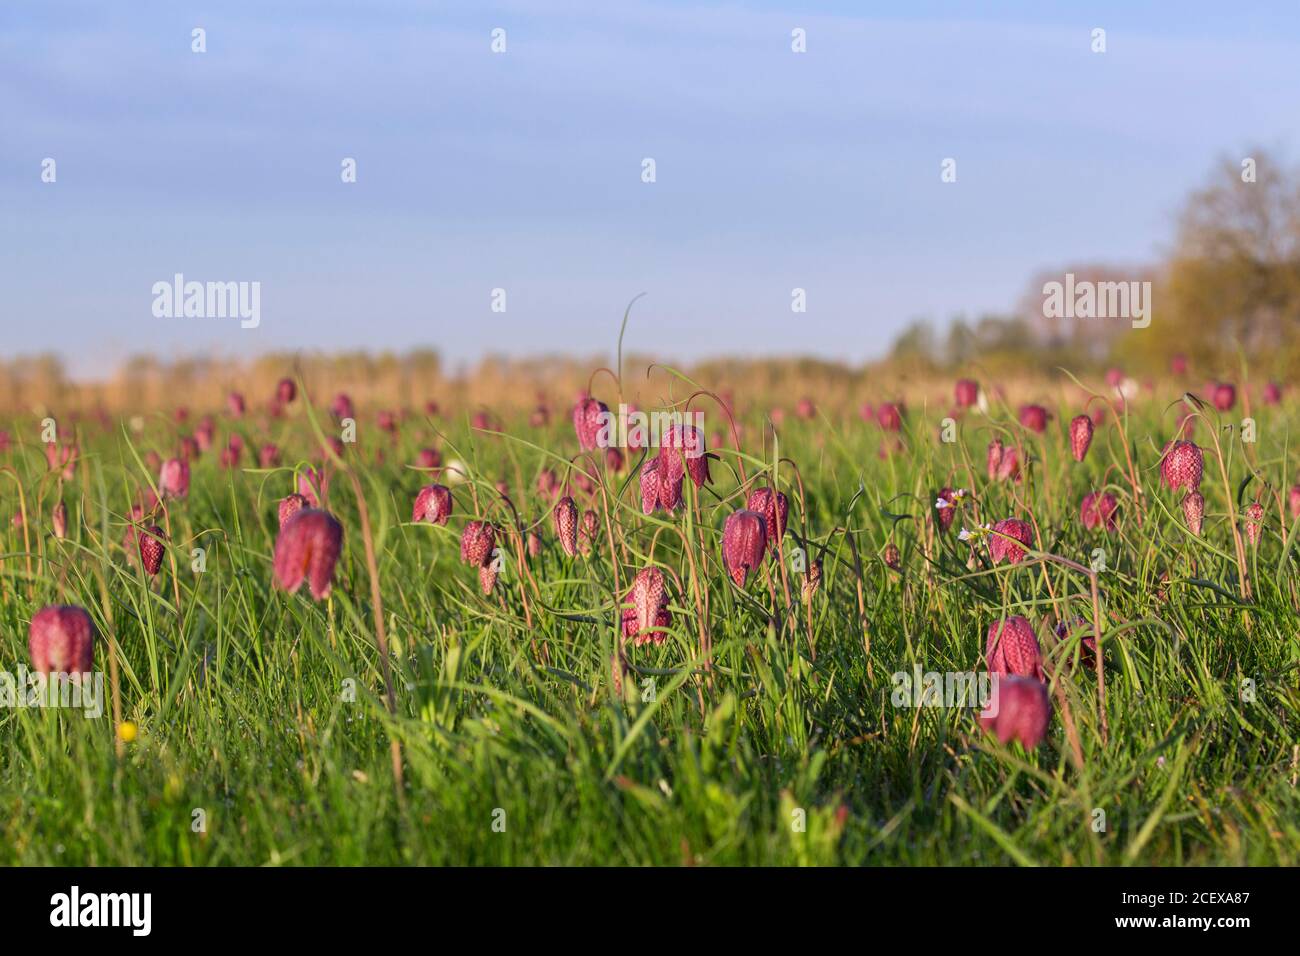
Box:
<box><xmin>277</xmin><ymin>378</ymin><xmax>297</xmax><ymax>404</ymax></box>
<box><xmin>658</xmin><ymin>423</ymin><xmax>710</xmax><ymax>489</ymax></box>
<box><xmin>1018</xmin><ymin>404</ymin><xmax>1050</xmax><ymax>434</ymax></box>
<box><xmin>572</xmin><ymin>395</ymin><xmax>610</xmax><ymax>451</ymax></box>
<box><xmin>980</xmin><ymin>676</ymin><xmax>1051</xmax><ymax>749</ymax></box>
<box><xmin>29</xmin><ymin>605</ymin><xmax>96</xmax><ymax>675</ymax></box>
<box><xmin>1244</xmin><ymin>501</ymin><xmax>1265</xmax><ymax>547</ymax></box>
<box><xmin>1181</xmin><ymin>491</ymin><xmax>1205</xmax><ymax>536</ymax></box>
<box><xmin>986</xmin><ymin>616</ymin><xmax>1045</xmax><ymax>681</ymax></box>
<box><xmin>273</xmin><ymin>509</ymin><xmax>344</xmax><ymax>600</ymax></box>
<box><xmin>986</xmin><ymin>439</ymin><xmax>1004</xmax><ymax>480</ymax></box>
<box><xmin>1080</xmin><ymin>491</ymin><xmax>1119</xmax><ymax>531</ymax></box>
<box><xmin>412</xmin><ymin>484</ymin><xmax>453</xmax><ymax>526</ymax></box>
<box><xmin>1160</xmin><ymin>440</ymin><xmax>1204</xmax><ymax>492</ymax></box>
<box><xmin>988</xmin><ymin>518</ymin><xmax>1034</xmax><ymax>564</ymax></box>
<box><xmin>272</xmin><ymin>496</ymin><xmax>307</xmax><ymax>531</ymax></box>
<box><xmin>934</xmin><ymin>487</ymin><xmax>960</xmax><ymax>532</ymax></box>
<box><xmin>622</xmin><ymin>566</ymin><xmax>672</xmax><ymax>646</ymax></box>
<box><xmin>159</xmin><ymin>458</ymin><xmax>190</xmax><ymax>499</ymax></box>
<box><xmin>138</xmin><ymin>525</ymin><xmax>166</xmax><ymax>576</ymax></box>
<box><xmin>745</xmin><ymin>486</ymin><xmax>789</xmax><ymax>546</ymax></box>
<box><xmin>1212</xmin><ymin>382</ymin><xmax>1237</xmax><ymax>412</ymax></box>
<box><xmin>876</xmin><ymin>402</ymin><xmax>903</xmax><ymax>432</ymax></box>
<box><xmin>578</xmin><ymin>509</ymin><xmax>599</xmax><ymax>556</ymax></box>
<box><xmin>954</xmin><ymin>379</ymin><xmax>979</xmax><ymax>408</ymax></box>
<box><xmin>298</xmin><ymin>467</ymin><xmax>329</xmax><ymax>508</ymax></box>
<box><xmin>1054</xmin><ymin>617</ymin><xmax>1097</xmax><ymax>666</ymax></box>
<box><xmin>460</xmin><ymin>520</ymin><xmax>497</xmax><ymax>567</ymax></box>
<box><xmin>1069</xmin><ymin>414</ymin><xmax>1093</xmax><ymax>462</ymax></box>
<box><xmin>331</xmin><ymin>393</ymin><xmax>355</xmax><ymax>420</ymax></box>
<box><xmin>553</xmin><ymin>496</ymin><xmax>579</xmax><ymax>557</ymax></box>
<box><xmin>722</xmin><ymin>509</ymin><xmax>768</xmax><ymax>587</ymax></box>
<box><xmin>639</xmin><ymin>458</ymin><xmax>682</xmax><ymax>515</ymax></box>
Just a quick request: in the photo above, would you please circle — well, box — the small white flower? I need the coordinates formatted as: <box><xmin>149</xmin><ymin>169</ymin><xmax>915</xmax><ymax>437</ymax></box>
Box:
<box><xmin>958</xmin><ymin>527</ymin><xmax>972</xmax><ymax>541</ymax></box>
<box><xmin>935</xmin><ymin>497</ymin><xmax>951</xmax><ymax>509</ymax></box>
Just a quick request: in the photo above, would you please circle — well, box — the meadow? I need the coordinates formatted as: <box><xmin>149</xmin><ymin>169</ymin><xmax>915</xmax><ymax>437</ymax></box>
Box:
<box><xmin>2</xmin><ymin>358</ymin><xmax>1298</xmax><ymax>866</ymax></box>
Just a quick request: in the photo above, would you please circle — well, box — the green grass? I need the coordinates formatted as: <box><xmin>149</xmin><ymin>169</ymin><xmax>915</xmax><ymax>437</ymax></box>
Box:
<box><xmin>2</xmin><ymin>383</ymin><xmax>1299</xmax><ymax>866</ymax></box>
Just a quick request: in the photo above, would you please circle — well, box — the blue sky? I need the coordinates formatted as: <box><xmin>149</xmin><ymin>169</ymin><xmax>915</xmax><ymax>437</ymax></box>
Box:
<box><xmin>4</xmin><ymin>0</ymin><xmax>1299</xmax><ymax>379</ymax></box>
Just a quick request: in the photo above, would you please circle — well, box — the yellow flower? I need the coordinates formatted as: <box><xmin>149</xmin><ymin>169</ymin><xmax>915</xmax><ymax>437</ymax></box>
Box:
<box><xmin>117</xmin><ymin>721</ymin><xmax>138</xmax><ymax>743</ymax></box>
